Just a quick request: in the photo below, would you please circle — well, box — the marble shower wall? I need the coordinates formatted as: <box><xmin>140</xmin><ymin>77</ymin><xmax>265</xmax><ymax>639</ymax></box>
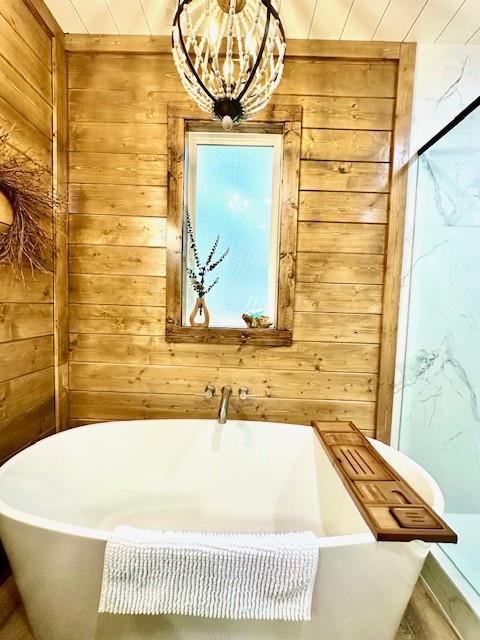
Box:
<box><xmin>400</xmin><ymin>108</ymin><xmax>480</xmax><ymax>512</ymax></box>
<box><xmin>409</xmin><ymin>45</ymin><xmax>480</xmax><ymax>152</ymax></box>
<box><xmin>394</xmin><ymin>45</ymin><xmax>480</xmax><ymax>514</ymax></box>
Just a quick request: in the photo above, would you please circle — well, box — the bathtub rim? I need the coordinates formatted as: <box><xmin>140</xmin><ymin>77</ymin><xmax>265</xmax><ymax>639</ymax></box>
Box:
<box><xmin>0</xmin><ymin>419</ymin><xmax>444</xmax><ymax>547</ymax></box>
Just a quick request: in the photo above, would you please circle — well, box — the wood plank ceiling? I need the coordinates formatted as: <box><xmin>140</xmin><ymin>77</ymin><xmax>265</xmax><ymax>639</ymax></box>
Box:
<box><xmin>44</xmin><ymin>0</ymin><xmax>480</xmax><ymax>43</ymax></box>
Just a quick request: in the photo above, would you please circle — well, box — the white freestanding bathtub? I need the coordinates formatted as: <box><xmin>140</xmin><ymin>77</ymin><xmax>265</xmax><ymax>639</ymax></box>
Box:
<box><xmin>0</xmin><ymin>419</ymin><xmax>443</xmax><ymax>640</ymax></box>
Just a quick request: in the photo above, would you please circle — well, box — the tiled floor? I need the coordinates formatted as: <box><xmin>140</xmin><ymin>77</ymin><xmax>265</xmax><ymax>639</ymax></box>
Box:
<box><xmin>396</xmin><ymin>619</ymin><xmax>416</xmax><ymax>639</ymax></box>
<box><xmin>0</xmin><ymin>605</ymin><xmax>33</xmax><ymax>640</ymax></box>
<box><xmin>441</xmin><ymin>513</ymin><xmax>480</xmax><ymax>597</ymax></box>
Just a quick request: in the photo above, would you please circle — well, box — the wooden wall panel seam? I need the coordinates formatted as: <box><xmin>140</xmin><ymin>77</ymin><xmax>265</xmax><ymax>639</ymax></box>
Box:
<box><xmin>67</xmin><ymin>92</ymin><xmax>395</xmax><ymax>131</ymax></box>
<box><xmin>0</xmin><ymin>0</ymin><xmax>52</xmax><ymax>63</ymax></box>
<box><xmin>68</xmin><ymin>331</ymin><xmax>379</xmax><ymax>340</ymax></box>
<box><xmin>0</xmin><ymin>303</ymin><xmax>53</xmax><ymax>343</ymax></box>
<box><xmin>0</xmin><ymin>363</ymin><xmax>53</xmax><ymax>381</ymax></box>
<box><xmin>68</xmin><ymin>368</ymin><xmax>378</xmax><ymax>403</ymax></box>
<box><xmin>68</xmin><ymin>333</ymin><xmax>381</xmax><ymax>373</ymax></box>
<box><xmin>0</xmin><ymin>368</ymin><xmax>55</xmax><ymax>422</ymax></box>
<box><xmin>0</xmin><ymin>335</ymin><xmax>54</xmax><ymax>383</ymax></box>
<box><xmin>63</xmin><ymin>35</ymin><xmax>401</xmax><ymax>60</ymax></box>
<box><xmin>0</xmin><ymin>94</ymin><xmax>52</xmax><ymax>143</ymax></box>
<box><xmin>0</xmin><ymin>6</ymin><xmax>51</xmax><ymax>70</ymax></box>
<box><xmin>294</xmin><ymin>310</ymin><xmax>383</xmax><ymax>316</ymax></box>
<box><xmin>299</xmin><ymin>191</ymin><xmax>389</xmax><ymax>224</ymax></box>
<box><xmin>0</xmin><ymin>56</ymin><xmax>52</xmax><ymax>139</ymax></box>
<box><xmin>68</xmin><ymin>357</ymin><xmax>379</xmax><ymax>376</ymax></box>
<box><xmin>0</xmin><ymin>16</ymin><xmax>52</xmax><ymax>102</ymax></box>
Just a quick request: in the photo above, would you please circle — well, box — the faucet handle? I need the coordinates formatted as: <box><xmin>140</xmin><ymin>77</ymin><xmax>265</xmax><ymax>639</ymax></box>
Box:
<box><xmin>204</xmin><ymin>384</ymin><xmax>215</xmax><ymax>399</ymax></box>
<box><xmin>238</xmin><ymin>386</ymin><xmax>248</xmax><ymax>400</ymax></box>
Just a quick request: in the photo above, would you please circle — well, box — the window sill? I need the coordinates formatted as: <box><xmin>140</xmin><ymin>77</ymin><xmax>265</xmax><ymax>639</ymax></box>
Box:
<box><xmin>165</xmin><ymin>325</ymin><xmax>293</xmax><ymax>346</ymax></box>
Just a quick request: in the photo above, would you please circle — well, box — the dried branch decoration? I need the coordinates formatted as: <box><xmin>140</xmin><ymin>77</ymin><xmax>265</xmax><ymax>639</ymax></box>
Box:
<box><xmin>185</xmin><ymin>208</ymin><xmax>229</xmax><ymax>299</ymax></box>
<box><xmin>0</xmin><ymin>129</ymin><xmax>57</xmax><ymax>274</ymax></box>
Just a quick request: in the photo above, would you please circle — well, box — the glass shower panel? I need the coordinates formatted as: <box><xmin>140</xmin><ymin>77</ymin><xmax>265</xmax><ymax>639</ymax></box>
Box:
<box><xmin>399</xmin><ymin>103</ymin><xmax>480</xmax><ymax>595</ymax></box>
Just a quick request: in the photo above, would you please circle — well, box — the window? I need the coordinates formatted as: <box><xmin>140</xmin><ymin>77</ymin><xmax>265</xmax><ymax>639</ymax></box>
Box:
<box><xmin>166</xmin><ymin>104</ymin><xmax>301</xmax><ymax>346</ymax></box>
<box><xmin>183</xmin><ymin>131</ymin><xmax>283</xmax><ymax>328</ymax></box>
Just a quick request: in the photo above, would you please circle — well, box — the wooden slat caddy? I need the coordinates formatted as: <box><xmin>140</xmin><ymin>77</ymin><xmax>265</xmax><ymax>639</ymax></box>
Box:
<box><xmin>311</xmin><ymin>421</ymin><xmax>457</xmax><ymax>543</ymax></box>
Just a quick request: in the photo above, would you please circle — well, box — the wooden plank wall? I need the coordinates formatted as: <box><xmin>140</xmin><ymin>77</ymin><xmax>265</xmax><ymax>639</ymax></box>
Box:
<box><xmin>0</xmin><ymin>0</ymin><xmax>58</xmax><ymax>462</ymax></box>
<box><xmin>66</xmin><ymin>43</ymin><xmax>412</xmax><ymax>438</ymax></box>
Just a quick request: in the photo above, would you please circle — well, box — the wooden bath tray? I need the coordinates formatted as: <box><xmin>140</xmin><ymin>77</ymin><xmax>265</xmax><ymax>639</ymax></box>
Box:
<box><xmin>311</xmin><ymin>421</ymin><xmax>457</xmax><ymax>543</ymax></box>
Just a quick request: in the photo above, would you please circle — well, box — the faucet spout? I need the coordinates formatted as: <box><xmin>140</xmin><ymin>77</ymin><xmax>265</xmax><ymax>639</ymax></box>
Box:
<box><xmin>217</xmin><ymin>385</ymin><xmax>232</xmax><ymax>424</ymax></box>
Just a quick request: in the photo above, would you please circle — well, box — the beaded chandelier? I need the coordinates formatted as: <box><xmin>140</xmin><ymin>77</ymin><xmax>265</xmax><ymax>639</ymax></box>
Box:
<box><xmin>172</xmin><ymin>0</ymin><xmax>286</xmax><ymax>130</ymax></box>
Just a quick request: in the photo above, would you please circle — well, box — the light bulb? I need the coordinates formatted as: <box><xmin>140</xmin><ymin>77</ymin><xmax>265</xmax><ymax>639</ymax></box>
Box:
<box><xmin>222</xmin><ymin>115</ymin><xmax>234</xmax><ymax>131</ymax></box>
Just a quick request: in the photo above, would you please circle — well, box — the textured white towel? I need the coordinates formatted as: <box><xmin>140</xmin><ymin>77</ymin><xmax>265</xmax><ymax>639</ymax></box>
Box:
<box><xmin>99</xmin><ymin>526</ymin><xmax>319</xmax><ymax>620</ymax></box>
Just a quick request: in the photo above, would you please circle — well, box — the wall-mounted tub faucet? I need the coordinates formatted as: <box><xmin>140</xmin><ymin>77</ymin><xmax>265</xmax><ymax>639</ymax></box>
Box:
<box><xmin>204</xmin><ymin>384</ymin><xmax>215</xmax><ymax>399</ymax></box>
<box><xmin>217</xmin><ymin>385</ymin><xmax>232</xmax><ymax>424</ymax></box>
<box><xmin>239</xmin><ymin>386</ymin><xmax>248</xmax><ymax>400</ymax></box>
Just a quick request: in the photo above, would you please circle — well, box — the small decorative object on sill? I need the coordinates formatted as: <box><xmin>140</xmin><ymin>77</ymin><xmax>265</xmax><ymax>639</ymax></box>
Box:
<box><xmin>185</xmin><ymin>208</ymin><xmax>229</xmax><ymax>329</ymax></box>
<box><xmin>242</xmin><ymin>313</ymin><xmax>273</xmax><ymax>329</ymax></box>
<box><xmin>0</xmin><ymin>128</ymin><xmax>58</xmax><ymax>275</ymax></box>
<box><xmin>189</xmin><ymin>297</ymin><xmax>210</xmax><ymax>327</ymax></box>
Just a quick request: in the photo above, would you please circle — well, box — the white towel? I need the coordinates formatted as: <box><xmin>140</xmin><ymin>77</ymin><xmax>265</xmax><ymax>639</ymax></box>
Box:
<box><xmin>99</xmin><ymin>526</ymin><xmax>319</xmax><ymax>621</ymax></box>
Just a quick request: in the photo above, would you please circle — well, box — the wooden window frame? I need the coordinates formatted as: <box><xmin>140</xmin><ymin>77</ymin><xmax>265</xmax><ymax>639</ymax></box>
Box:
<box><xmin>166</xmin><ymin>103</ymin><xmax>302</xmax><ymax>346</ymax></box>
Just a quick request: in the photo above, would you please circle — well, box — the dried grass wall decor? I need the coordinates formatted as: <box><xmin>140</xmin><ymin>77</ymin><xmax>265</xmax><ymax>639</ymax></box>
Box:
<box><xmin>0</xmin><ymin>129</ymin><xmax>57</xmax><ymax>275</ymax></box>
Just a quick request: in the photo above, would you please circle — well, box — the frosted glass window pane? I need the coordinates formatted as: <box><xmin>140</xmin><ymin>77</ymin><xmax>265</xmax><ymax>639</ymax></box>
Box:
<box><xmin>184</xmin><ymin>141</ymin><xmax>279</xmax><ymax>328</ymax></box>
